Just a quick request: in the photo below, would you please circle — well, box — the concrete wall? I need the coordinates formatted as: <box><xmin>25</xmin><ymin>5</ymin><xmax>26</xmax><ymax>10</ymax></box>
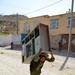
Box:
<box><xmin>50</xmin><ymin>35</ymin><xmax>61</xmax><ymax>49</ymax></box>
<box><xmin>0</xmin><ymin>34</ymin><xmax>12</xmax><ymax>46</ymax></box>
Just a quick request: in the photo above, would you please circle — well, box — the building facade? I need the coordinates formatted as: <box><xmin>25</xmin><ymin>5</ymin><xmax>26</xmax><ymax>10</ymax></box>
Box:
<box><xmin>18</xmin><ymin>15</ymin><xmax>49</xmax><ymax>34</ymax></box>
<box><xmin>18</xmin><ymin>12</ymin><xmax>75</xmax><ymax>50</ymax></box>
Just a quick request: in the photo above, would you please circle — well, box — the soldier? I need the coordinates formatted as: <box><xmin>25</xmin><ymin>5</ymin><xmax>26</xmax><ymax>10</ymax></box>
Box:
<box><xmin>30</xmin><ymin>48</ymin><xmax>55</xmax><ymax>75</ymax></box>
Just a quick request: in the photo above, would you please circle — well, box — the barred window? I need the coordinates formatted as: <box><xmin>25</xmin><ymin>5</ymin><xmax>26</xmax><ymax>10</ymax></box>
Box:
<box><xmin>24</xmin><ymin>22</ymin><xmax>30</xmax><ymax>32</ymax></box>
<box><xmin>67</xmin><ymin>16</ymin><xmax>75</xmax><ymax>28</ymax></box>
<box><xmin>50</xmin><ymin>19</ymin><xmax>58</xmax><ymax>29</ymax></box>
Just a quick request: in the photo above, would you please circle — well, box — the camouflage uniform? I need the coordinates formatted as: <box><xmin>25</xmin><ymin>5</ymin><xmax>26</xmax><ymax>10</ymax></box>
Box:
<box><xmin>30</xmin><ymin>54</ymin><xmax>55</xmax><ymax>75</ymax></box>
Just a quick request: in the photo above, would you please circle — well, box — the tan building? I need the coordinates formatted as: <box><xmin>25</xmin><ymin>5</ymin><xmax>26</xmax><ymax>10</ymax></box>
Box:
<box><xmin>18</xmin><ymin>12</ymin><xmax>75</xmax><ymax>50</ymax></box>
<box><xmin>18</xmin><ymin>15</ymin><xmax>49</xmax><ymax>34</ymax></box>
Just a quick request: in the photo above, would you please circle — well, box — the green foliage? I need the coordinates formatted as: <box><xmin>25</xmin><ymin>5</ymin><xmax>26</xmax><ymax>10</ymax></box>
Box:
<box><xmin>0</xmin><ymin>21</ymin><xmax>5</xmax><ymax>26</ymax></box>
<box><xmin>0</xmin><ymin>32</ymin><xmax>9</xmax><ymax>36</ymax></box>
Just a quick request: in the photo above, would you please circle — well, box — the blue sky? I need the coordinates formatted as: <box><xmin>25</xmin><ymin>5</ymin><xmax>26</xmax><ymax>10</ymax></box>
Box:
<box><xmin>0</xmin><ymin>0</ymin><xmax>75</xmax><ymax>18</ymax></box>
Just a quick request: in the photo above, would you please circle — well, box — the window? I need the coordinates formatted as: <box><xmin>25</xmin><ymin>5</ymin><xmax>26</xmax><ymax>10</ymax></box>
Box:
<box><xmin>50</xmin><ymin>19</ymin><xmax>58</xmax><ymax>29</ymax></box>
<box><xmin>67</xmin><ymin>16</ymin><xmax>75</xmax><ymax>28</ymax></box>
<box><xmin>24</xmin><ymin>22</ymin><xmax>30</xmax><ymax>32</ymax></box>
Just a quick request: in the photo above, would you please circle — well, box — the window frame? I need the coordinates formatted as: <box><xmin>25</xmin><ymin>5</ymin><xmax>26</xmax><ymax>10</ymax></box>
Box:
<box><xmin>24</xmin><ymin>22</ymin><xmax>30</xmax><ymax>32</ymax></box>
<box><xmin>67</xmin><ymin>16</ymin><xmax>75</xmax><ymax>28</ymax></box>
<box><xmin>50</xmin><ymin>19</ymin><xmax>58</xmax><ymax>29</ymax></box>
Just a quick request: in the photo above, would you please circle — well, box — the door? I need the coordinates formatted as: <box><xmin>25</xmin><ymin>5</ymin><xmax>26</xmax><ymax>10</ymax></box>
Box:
<box><xmin>62</xmin><ymin>35</ymin><xmax>68</xmax><ymax>50</ymax></box>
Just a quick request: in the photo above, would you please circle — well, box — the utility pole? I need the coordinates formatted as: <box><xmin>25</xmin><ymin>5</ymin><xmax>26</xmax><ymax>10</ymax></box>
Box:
<box><xmin>59</xmin><ymin>0</ymin><xmax>74</xmax><ymax>70</ymax></box>
<box><xmin>16</xmin><ymin>13</ymin><xmax>18</xmax><ymax>34</ymax></box>
<box><xmin>68</xmin><ymin>0</ymin><xmax>74</xmax><ymax>54</ymax></box>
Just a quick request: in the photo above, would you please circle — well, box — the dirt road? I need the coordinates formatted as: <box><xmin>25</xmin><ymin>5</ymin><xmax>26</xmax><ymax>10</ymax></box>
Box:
<box><xmin>0</xmin><ymin>46</ymin><xmax>75</xmax><ymax>75</ymax></box>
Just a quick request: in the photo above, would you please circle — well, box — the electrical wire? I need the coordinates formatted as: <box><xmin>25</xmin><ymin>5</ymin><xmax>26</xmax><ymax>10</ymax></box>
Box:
<box><xmin>0</xmin><ymin>0</ymin><xmax>63</xmax><ymax>15</ymax></box>
<box><xmin>24</xmin><ymin>0</ymin><xmax>63</xmax><ymax>15</ymax></box>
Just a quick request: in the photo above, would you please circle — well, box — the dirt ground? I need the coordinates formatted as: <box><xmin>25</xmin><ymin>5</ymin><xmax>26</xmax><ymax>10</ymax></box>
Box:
<box><xmin>0</xmin><ymin>46</ymin><xmax>75</xmax><ymax>75</ymax></box>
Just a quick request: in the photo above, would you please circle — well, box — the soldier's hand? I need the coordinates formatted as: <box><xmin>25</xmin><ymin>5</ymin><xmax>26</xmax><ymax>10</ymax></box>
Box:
<box><xmin>38</xmin><ymin>48</ymin><xmax>42</xmax><ymax>55</ymax></box>
<box><xmin>50</xmin><ymin>49</ymin><xmax>54</xmax><ymax>57</ymax></box>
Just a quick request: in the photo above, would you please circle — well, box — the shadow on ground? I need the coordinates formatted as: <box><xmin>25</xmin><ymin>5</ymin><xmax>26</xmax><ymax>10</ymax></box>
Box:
<box><xmin>52</xmin><ymin>50</ymin><xmax>75</xmax><ymax>70</ymax></box>
<box><xmin>3</xmin><ymin>46</ymin><xmax>22</xmax><ymax>51</ymax></box>
<box><xmin>52</xmin><ymin>50</ymin><xmax>75</xmax><ymax>58</ymax></box>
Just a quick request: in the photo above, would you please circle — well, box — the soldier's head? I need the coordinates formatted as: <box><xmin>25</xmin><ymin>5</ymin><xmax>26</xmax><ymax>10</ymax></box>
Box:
<box><xmin>39</xmin><ymin>52</ymin><xmax>48</xmax><ymax>62</ymax></box>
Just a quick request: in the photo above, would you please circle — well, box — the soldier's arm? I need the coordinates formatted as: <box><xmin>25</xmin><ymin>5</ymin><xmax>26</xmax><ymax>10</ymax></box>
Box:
<box><xmin>38</xmin><ymin>48</ymin><xmax>42</xmax><ymax>55</ymax></box>
<box><xmin>46</xmin><ymin>57</ymin><xmax>55</xmax><ymax>62</ymax></box>
<box><xmin>46</xmin><ymin>49</ymin><xmax>55</xmax><ymax>62</ymax></box>
<box><xmin>34</xmin><ymin>48</ymin><xmax>42</xmax><ymax>62</ymax></box>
